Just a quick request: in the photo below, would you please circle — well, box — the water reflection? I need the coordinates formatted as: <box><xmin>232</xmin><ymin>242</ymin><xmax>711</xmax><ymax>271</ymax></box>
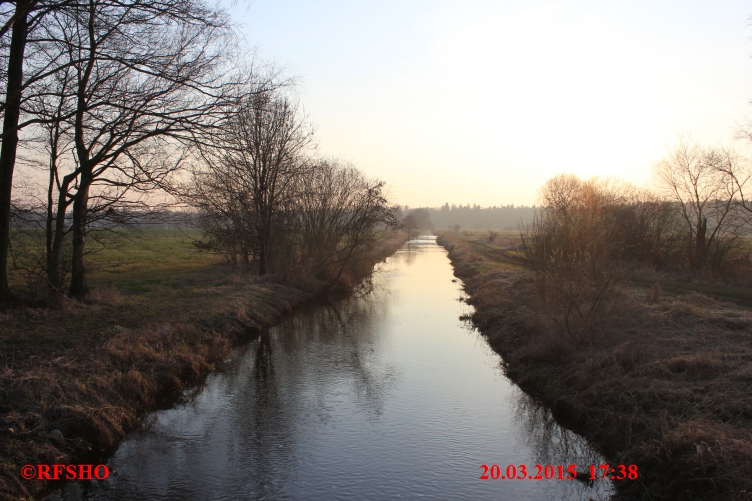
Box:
<box><xmin>513</xmin><ymin>391</ymin><xmax>614</xmax><ymax>500</ymax></box>
<box><xmin>51</xmin><ymin>235</ymin><xmax>613</xmax><ymax>500</ymax></box>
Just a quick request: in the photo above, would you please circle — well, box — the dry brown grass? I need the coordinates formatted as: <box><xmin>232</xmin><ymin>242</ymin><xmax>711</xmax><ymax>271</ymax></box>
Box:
<box><xmin>0</xmin><ymin>282</ymin><xmax>309</xmax><ymax>500</ymax></box>
<box><xmin>438</xmin><ymin>232</ymin><xmax>752</xmax><ymax>501</ymax></box>
<box><xmin>86</xmin><ymin>286</ymin><xmax>127</xmax><ymax>306</ymax></box>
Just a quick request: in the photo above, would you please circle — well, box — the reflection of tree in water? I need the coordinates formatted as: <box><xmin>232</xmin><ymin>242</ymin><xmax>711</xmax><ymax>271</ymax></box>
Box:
<box><xmin>239</xmin><ymin>331</ymin><xmax>296</xmax><ymax>498</ymax></box>
<box><xmin>397</xmin><ymin>237</ymin><xmax>438</xmax><ymax>267</ymax></box>
<box><xmin>273</xmin><ymin>296</ymin><xmax>397</xmax><ymax>419</ymax></box>
<box><xmin>93</xmin><ymin>283</ymin><xmax>399</xmax><ymax>499</ymax></box>
<box><xmin>402</xmin><ymin>244</ymin><xmax>417</xmax><ymax>265</ymax></box>
<box><xmin>514</xmin><ymin>389</ymin><xmax>604</xmax><ymax>465</ymax></box>
<box><xmin>212</xmin><ymin>291</ymin><xmax>396</xmax><ymax>498</ymax></box>
<box><xmin>254</xmin><ymin>331</ymin><xmax>274</xmax><ymax>384</ymax></box>
<box><xmin>513</xmin><ymin>389</ymin><xmax>615</xmax><ymax>500</ymax></box>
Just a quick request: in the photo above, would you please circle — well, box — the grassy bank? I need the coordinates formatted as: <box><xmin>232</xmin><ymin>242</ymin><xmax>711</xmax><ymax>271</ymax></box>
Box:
<box><xmin>437</xmin><ymin>231</ymin><xmax>752</xmax><ymax>500</ymax></box>
<box><xmin>0</xmin><ymin>229</ymin><xmax>405</xmax><ymax>500</ymax></box>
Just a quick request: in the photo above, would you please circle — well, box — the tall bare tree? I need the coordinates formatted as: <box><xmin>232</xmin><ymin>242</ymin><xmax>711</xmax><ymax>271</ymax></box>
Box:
<box><xmin>191</xmin><ymin>153</ymin><xmax>397</xmax><ymax>287</ymax></box>
<box><xmin>293</xmin><ymin>159</ymin><xmax>396</xmax><ymax>284</ymax></box>
<box><xmin>402</xmin><ymin>214</ymin><xmax>418</xmax><ymax>241</ymax></box>
<box><xmin>654</xmin><ymin>138</ymin><xmax>743</xmax><ymax>270</ymax></box>
<box><xmin>28</xmin><ymin>0</ymin><xmax>245</xmax><ymax>298</ymax></box>
<box><xmin>195</xmin><ymin>86</ymin><xmax>314</xmax><ymax>275</ymax></box>
<box><xmin>0</xmin><ymin>0</ymin><xmax>48</xmax><ymax>300</ymax></box>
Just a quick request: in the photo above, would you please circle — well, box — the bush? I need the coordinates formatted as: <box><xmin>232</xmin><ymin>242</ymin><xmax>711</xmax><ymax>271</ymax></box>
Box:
<box><xmin>520</xmin><ymin>175</ymin><xmax>672</xmax><ymax>343</ymax></box>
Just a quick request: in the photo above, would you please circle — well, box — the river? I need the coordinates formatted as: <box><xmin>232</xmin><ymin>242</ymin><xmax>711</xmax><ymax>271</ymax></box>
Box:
<box><xmin>52</xmin><ymin>236</ymin><xmax>613</xmax><ymax>500</ymax></box>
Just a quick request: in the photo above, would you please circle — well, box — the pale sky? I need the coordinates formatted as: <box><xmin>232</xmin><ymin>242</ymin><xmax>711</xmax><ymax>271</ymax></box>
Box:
<box><xmin>229</xmin><ymin>0</ymin><xmax>752</xmax><ymax>207</ymax></box>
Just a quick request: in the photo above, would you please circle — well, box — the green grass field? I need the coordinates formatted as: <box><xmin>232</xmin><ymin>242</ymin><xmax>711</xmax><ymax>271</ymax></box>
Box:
<box><xmin>4</xmin><ymin>228</ymin><xmax>237</xmax><ymax>354</ymax></box>
<box><xmin>9</xmin><ymin>228</ymin><xmax>222</xmax><ymax>294</ymax></box>
<box><xmin>86</xmin><ymin>228</ymin><xmax>213</xmax><ymax>288</ymax></box>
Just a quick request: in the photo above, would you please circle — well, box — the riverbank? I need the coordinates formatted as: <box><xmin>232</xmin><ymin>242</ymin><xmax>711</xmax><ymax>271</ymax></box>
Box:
<box><xmin>437</xmin><ymin>231</ymin><xmax>752</xmax><ymax>500</ymax></box>
<box><xmin>0</xmin><ymin>230</ymin><xmax>405</xmax><ymax>500</ymax></box>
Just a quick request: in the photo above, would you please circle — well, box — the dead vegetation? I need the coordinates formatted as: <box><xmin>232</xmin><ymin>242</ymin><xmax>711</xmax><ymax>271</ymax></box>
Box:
<box><xmin>438</xmin><ymin>232</ymin><xmax>752</xmax><ymax>500</ymax></box>
<box><xmin>0</xmin><ymin>280</ymin><xmax>310</xmax><ymax>500</ymax></box>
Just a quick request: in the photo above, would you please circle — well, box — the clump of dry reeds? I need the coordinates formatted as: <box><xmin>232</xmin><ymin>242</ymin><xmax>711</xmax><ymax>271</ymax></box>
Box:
<box><xmin>639</xmin><ymin>419</ymin><xmax>752</xmax><ymax>499</ymax></box>
<box><xmin>0</xmin><ymin>283</ymin><xmax>313</xmax><ymax>499</ymax></box>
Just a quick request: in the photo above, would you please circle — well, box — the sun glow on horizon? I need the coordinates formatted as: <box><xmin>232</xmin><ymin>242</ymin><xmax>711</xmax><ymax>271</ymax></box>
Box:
<box><xmin>239</xmin><ymin>0</ymin><xmax>752</xmax><ymax>207</ymax></box>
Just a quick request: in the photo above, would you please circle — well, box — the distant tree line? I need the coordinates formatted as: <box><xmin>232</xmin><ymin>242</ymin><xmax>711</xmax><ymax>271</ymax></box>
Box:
<box><xmin>398</xmin><ymin>204</ymin><xmax>536</xmax><ymax>231</ymax></box>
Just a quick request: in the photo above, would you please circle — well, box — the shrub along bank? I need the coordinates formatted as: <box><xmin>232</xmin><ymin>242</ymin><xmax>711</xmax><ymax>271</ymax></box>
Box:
<box><xmin>438</xmin><ymin>231</ymin><xmax>752</xmax><ymax>501</ymax></box>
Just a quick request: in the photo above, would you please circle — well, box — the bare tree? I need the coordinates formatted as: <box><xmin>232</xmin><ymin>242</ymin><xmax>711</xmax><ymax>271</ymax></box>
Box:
<box><xmin>292</xmin><ymin>159</ymin><xmax>397</xmax><ymax>285</ymax></box>
<box><xmin>194</xmin><ymin>85</ymin><xmax>314</xmax><ymax>275</ymax></box>
<box><xmin>190</xmin><ymin>152</ymin><xmax>259</xmax><ymax>265</ymax></box>
<box><xmin>190</xmin><ymin>152</ymin><xmax>397</xmax><ymax>288</ymax></box>
<box><xmin>520</xmin><ymin>175</ymin><xmax>623</xmax><ymax>343</ymax></box>
<box><xmin>519</xmin><ymin>173</ymin><xmax>689</xmax><ymax>343</ymax></box>
<box><xmin>402</xmin><ymin>214</ymin><xmax>418</xmax><ymax>241</ymax></box>
<box><xmin>27</xmin><ymin>0</ymin><xmax>245</xmax><ymax>298</ymax></box>
<box><xmin>0</xmin><ymin>0</ymin><xmax>57</xmax><ymax>300</ymax></box>
<box><xmin>654</xmin><ymin>138</ymin><xmax>743</xmax><ymax>270</ymax></box>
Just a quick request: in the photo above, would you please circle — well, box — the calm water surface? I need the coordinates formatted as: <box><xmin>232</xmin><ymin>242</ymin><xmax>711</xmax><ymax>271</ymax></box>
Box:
<box><xmin>54</xmin><ymin>237</ymin><xmax>613</xmax><ymax>500</ymax></box>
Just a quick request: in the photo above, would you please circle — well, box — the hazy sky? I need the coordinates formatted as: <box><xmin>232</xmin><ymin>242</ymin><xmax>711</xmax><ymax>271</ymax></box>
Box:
<box><xmin>230</xmin><ymin>0</ymin><xmax>752</xmax><ymax>207</ymax></box>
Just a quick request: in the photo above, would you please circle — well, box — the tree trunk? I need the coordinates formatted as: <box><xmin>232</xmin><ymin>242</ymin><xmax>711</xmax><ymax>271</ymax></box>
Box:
<box><xmin>47</xmin><ymin>175</ymin><xmax>73</xmax><ymax>292</ymax></box>
<box><xmin>69</xmin><ymin>178</ymin><xmax>91</xmax><ymax>298</ymax></box>
<box><xmin>0</xmin><ymin>2</ymin><xmax>30</xmax><ymax>300</ymax></box>
<box><xmin>258</xmin><ymin>234</ymin><xmax>268</xmax><ymax>275</ymax></box>
<box><xmin>257</xmin><ymin>211</ymin><xmax>272</xmax><ymax>275</ymax></box>
<box><xmin>695</xmin><ymin>217</ymin><xmax>707</xmax><ymax>270</ymax></box>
